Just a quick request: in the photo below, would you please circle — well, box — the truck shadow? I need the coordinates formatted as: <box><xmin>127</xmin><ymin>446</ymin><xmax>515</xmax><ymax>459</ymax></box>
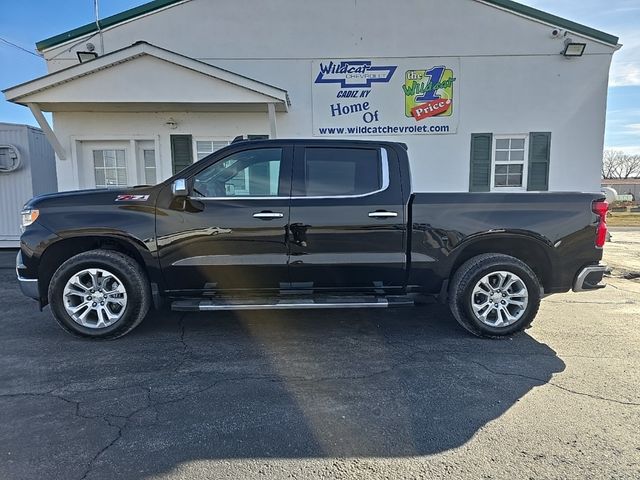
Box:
<box><xmin>0</xmin><ymin>276</ymin><xmax>566</xmax><ymax>479</ymax></box>
<box><xmin>113</xmin><ymin>305</ymin><xmax>564</xmax><ymax>469</ymax></box>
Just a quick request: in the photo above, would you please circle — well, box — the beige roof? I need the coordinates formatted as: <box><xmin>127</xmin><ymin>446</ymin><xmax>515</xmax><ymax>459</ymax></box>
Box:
<box><xmin>601</xmin><ymin>179</ymin><xmax>640</xmax><ymax>185</ymax></box>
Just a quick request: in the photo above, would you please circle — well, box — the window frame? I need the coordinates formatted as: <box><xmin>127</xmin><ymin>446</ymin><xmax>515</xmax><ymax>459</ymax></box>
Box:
<box><xmin>134</xmin><ymin>140</ymin><xmax>158</xmax><ymax>186</ymax></box>
<box><xmin>291</xmin><ymin>147</ymin><xmax>390</xmax><ymax>199</ymax></box>
<box><xmin>490</xmin><ymin>134</ymin><xmax>529</xmax><ymax>192</ymax></box>
<box><xmin>193</xmin><ymin>138</ymin><xmax>232</xmax><ymax>162</ymax></box>
<box><xmin>93</xmin><ymin>148</ymin><xmax>128</xmax><ymax>188</ymax></box>
<box><xmin>142</xmin><ymin>149</ymin><xmax>157</xmax><ymax>185</ymax></box>
<box><xmin>189</xmin><ymin>145</ymin><xmax>290</xmax><ymax>200</ymax></box>
<box><xmin>78</xmin><ymin>137</ymin><xmax>161</xmax><ymax>189</ymax></box>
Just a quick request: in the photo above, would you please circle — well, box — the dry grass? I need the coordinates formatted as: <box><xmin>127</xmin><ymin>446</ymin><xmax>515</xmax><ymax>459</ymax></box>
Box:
<box><xmin>607</xmin><ymin>212</ymin><xmax>640</xmax><ymax>226</ymax></box>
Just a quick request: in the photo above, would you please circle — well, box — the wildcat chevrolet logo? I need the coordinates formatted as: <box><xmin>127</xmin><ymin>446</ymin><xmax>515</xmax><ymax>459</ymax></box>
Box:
<box><xmin>315</xmin><ymin>60</ymin><xmax>397</xmax><ymax>88</ymax></box>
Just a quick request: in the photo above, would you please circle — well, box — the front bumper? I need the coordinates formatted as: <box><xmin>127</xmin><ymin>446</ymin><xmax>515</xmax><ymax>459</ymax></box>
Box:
<box><xmin>16</xmin><ymin>251</ymin><xmax>39</xmax><ymax>300</ymax></box>
<box><xmin>573</xmin><ymin>264</ymin><xmax>608</xmax><ymax>292</ymax></box>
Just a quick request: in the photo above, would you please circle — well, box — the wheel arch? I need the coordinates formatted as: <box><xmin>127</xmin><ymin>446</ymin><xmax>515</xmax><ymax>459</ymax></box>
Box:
<box><xmin>38</xmin><ymin>234</ymin><xmax>153</xmax><ymax>305</ymax></box>
<box><xmin>448</xmin><ymin>232</ymin><xmax>555</xmax><ymax>292</ymax></box>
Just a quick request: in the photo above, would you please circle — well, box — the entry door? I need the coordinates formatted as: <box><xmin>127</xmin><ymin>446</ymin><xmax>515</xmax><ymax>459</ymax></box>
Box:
<box><xmin>288</xmin><ymin>145</ymin><xmax>406</xmax><ymax>292</ymax></box>
<box><xmin>81</xmin><ymin>141</ymin><xmax>134</xmax><ymax>189</ymax></box>
<box><xmin>157</xmin><ymin>145</ymin><xmax>293</xmax><ymax>293</ymax></box>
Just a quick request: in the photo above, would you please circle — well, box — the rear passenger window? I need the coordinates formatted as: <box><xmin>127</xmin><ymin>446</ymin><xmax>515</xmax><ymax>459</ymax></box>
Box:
<box><xmin>302</xmin><ymin>148</ymin><xmax>381</xmax><ymax>196</ymax></box>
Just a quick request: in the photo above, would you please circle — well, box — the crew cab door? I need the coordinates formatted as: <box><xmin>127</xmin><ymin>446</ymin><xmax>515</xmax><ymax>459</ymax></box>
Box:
<box><xmin>156</xmin><ymin>145</ymin><xmax>293</xmax><ymax>293</ymax></box>
<box><xmin>288</xmin><ymin>144</ymin><xmax>406</xmax><ymax>292</ymax></box>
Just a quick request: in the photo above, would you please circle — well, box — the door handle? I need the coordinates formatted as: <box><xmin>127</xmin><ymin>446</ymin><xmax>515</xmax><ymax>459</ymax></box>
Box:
<box><xmin>253</xmin><ymin>211</ymin><xmax>284</xmax><ymax>219</ymax></box>
<box><xmin>368</xmin><ymin>211</ymin><xmax>398</xmax><ymax>218</ymax></box>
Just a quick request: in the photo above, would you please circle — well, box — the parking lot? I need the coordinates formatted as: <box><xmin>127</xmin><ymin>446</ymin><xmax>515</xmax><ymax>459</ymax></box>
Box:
<box><xmin>1</xmin><ymin>232</ymin><xmax>639</xmax><ymax>480</ymax></box>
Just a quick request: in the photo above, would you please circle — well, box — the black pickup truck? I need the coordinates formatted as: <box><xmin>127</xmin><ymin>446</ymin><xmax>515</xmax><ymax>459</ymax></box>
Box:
<box><xmin>17</xmin><ymin>139</ymin><xmax>608</xmax><ymax>340</ymax></box>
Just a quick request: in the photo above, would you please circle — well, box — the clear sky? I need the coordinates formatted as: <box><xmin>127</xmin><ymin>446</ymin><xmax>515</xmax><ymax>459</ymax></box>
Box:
<box><xmin>0</xmin><ymin>0</ymin><xmax>638</xmax><ymax>153</ymax></box>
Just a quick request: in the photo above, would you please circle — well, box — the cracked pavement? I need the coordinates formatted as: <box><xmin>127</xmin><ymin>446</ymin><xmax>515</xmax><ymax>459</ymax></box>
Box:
<box><xmin>606</xmin><ymin>228</ymin><xmax>640</xmax><ymax>279</ymax></box>
<box><xmin>1</xmin><ymin>238</ymin><xmax>639</xmax><ymax>480</ymax></box>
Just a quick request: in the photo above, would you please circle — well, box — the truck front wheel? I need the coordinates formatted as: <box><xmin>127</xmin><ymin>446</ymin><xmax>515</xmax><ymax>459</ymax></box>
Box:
<box><xmin>48</xmin><ymin>249</ymin><xmax>151</xmax><ymax>340</ymax></box>
<box><xmin>448</xmin><ymin>254</ymin><xmax>541</xmax><ymax>337</ymax></box>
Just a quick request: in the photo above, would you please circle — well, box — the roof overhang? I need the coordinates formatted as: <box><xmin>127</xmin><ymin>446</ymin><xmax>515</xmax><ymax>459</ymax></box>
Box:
<box><xmin>3</xmin><ymin>42</ymin><xmax>290</xmax><ymax>113</ymax></box>
<box><xmin>480</xmin><ymin>0</ymin><xmax>619</xmax><ymax>47</ymax></box>
<box><xmin>34</xmin><ymin>0</ymin><xmax>619</xmax><ymax>52</ymax></box>
<box><xmin>36</xmin><ymin>0</ymin><xmax>189</xmax><ymax>51</ymax></box>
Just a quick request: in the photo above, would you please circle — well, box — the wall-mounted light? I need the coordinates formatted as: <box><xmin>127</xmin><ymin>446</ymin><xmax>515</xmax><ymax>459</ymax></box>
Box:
<box><xmin>562</xmin><ymin>40</ymin><xmax>586</xmax><ymax>57</ymax></box>
<box><xmin>77</xmin><ymin>51</ymin><xmax>98</xmax><ymax>63</ymax></box>
<box><xmin>166</xmin><ymin>118</ymin><xmax>178</xmax><ymax>129</ymax></box>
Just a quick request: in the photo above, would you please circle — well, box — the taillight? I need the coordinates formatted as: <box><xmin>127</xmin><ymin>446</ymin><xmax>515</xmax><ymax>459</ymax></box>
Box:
<box><xmin>592</xmin><ymin>200</ymin><xmax>608</xmax><ymax>248</ymax></box>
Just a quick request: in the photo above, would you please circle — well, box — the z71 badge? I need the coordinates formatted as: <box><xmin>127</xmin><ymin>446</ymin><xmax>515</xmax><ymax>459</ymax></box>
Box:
<box><xmin>115</xmin><ymin>194</ymin><xmax>150</xmax><ymax>202</ymax></box>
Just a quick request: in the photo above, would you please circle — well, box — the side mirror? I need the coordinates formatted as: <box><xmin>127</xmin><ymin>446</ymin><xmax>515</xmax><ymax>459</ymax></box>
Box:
<box><xmin>171</xmin><ymin>178</ymin><xmax>188</xmax><ymax>197</ymax></box>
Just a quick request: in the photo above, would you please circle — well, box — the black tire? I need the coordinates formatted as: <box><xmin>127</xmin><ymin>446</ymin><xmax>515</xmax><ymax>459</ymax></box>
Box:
<box><xmin>48</xmin><ymin>249</ymin><xmax>151</xmax><ymax>340</ymax></box>
<box><xmin>448</xmin><ymin>253</ymin><xmax>541</xmax><ymax>338</ymax></box>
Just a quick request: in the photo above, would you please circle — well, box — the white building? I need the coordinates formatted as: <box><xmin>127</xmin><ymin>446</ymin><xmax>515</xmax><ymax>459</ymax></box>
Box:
<box><xmin>3</xmin><ymin>0</ymin><xmax>619</xmax><ymax>193</ymax></box>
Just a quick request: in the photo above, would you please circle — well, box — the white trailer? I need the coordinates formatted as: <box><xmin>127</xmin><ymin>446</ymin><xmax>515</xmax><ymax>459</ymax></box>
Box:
<box><xmin>0</xmin><ymin>123</ymin><xmax>57</xmax><ymax>248</ymax></box>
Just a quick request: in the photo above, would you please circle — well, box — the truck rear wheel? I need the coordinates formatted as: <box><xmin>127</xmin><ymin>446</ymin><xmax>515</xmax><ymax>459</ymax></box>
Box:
<box><xmin>448</xmin><ymin>254</ymin><xmax>541</xmax><ymax>337</ymax></box>
<box><xmin>48</xmin><ymin>249</ymin><xmax>151</xmax><ymax>340</ymax></box>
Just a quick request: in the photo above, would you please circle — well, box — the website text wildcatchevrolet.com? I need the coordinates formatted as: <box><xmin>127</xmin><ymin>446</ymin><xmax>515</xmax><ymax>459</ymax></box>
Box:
<box><xmin>318</xmin><ymin>124</ymin><xmax>450</xmax><ymax>135</ymax></box>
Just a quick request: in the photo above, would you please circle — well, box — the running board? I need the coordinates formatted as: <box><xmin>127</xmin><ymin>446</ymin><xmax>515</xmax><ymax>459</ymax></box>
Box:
<box><xmin>171</xmin><ymin>295</ymin><xmax>414</xmax><ymax>312</ymax></box>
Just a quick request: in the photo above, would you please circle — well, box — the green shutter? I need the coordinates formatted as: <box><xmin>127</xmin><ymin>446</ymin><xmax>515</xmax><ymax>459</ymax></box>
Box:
<box><xmin>170</xmin><ymin>135</ymin><xmax>193</xmax><ymax>175</ymax></box>
<box><xmin>527</xmin><ymin>132</ymin><xmax>551</xmax><ymax>191</ymax></box>
<box><xmin>469</xmin><ymin>133</ymin><xmax>493</xmax><ymax>192</ymax></box>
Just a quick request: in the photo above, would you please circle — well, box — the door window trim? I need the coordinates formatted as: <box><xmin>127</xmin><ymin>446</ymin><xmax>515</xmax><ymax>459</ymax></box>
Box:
<box><xmin>185</xmin><ymin>146</ymin><xmax>389</xmax><ymax>201</ymax></box>
<box><xmin>189</xmin><ymin>196</ymin><xmax>290</xmax><ymax>200</ymax></box>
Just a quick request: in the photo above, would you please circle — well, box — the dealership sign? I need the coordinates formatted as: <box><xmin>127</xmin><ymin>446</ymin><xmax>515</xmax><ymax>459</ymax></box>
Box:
<box><xmin>312</xmin><ymin>58</ymin><xmax>459</xmax><ymax>136</ymax></box>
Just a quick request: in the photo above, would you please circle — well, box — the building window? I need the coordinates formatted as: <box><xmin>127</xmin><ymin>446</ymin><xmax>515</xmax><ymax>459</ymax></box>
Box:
<box><xmin>492</xmin><ymin>135</ymin><xmax>528</xmax><ymax>191</ymax></box>
<box><xmin>93</xmin><ymin>149</ymin><xmax>127</xmax><ymax>188</ymax></box>
<box><xmin>143</xmin><ymin>149</ymin><xmax>157</xmax><ymax>184</ymax></box>
<box><xmin>195</xmin><ymin>140</ymin><xmax>230</xmax><ymax>161</ymax></box>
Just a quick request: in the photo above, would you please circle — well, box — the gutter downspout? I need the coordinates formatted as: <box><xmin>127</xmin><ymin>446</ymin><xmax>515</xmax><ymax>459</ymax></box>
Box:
<box><xmin>27</xmin><ymin>103</ymin><xmax>67</xmax><ymax>160</ymax></box>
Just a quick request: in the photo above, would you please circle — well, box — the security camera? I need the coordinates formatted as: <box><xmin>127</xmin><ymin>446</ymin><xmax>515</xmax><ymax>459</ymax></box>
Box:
<box><xmin>550</xmin><ymin>29</ymin><xmax>563</xmax><ymax>39</ymax></box>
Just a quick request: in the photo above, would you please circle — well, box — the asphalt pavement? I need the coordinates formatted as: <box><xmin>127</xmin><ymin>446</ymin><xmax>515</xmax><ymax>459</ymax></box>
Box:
<box><xmin>0</xmin><ymin>245</ymin><xmax>638</xmax><ymax>480</ymax></box>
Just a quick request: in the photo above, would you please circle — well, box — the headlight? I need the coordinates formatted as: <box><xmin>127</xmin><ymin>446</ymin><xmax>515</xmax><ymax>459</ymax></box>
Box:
<box><xmin>21</xmin><ymin>208</ymin><xmax>39</xmax><ymax>230</ymax></box>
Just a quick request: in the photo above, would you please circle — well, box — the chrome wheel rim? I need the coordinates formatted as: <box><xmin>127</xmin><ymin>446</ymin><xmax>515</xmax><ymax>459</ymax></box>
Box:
<box><xmin>471</xmin><ymin>271</ymin><xmax>528</xmax><ymax>328</ymax></box>
<box><xmin>63</xmin><ymin>268</ymin><xmax>128</xmax><ymax>329</ymax></box>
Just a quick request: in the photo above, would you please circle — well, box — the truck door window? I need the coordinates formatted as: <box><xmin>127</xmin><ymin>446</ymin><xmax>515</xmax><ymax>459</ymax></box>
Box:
<box><xmin>192</xmin><ymin>148</ymin><xmax>282</xmax><ymax>197</ymax></box>
<box><xmin>301</xmin><ymin>147</ymin><xmax>381</xmax><ymax>196</ymax></box>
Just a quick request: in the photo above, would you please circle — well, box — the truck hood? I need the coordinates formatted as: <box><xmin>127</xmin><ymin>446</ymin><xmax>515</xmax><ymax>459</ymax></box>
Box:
<box><xmin>24</xmin><ymin>185</ymin><xmax>159</xmax><ymax>209</ymax></box>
